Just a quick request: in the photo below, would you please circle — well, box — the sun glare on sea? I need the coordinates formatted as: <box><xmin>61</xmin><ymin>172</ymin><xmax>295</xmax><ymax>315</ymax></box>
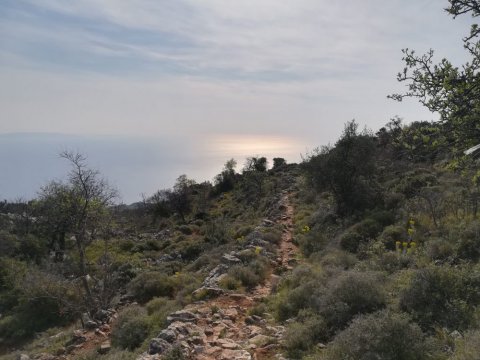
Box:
<box><xmin>206</xmin><ymin>134</ymin><xmax>304</xmax><ymax>162</ymax></box>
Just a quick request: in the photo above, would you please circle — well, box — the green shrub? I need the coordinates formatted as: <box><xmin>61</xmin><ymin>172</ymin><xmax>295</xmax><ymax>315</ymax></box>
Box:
<box><xmin>375</xmin><ymin>251</ymin><xmax>413</xmax><ymax>273</ymax></box>
<box><xmin>118</xmin><ymin>239</ymin><xmax>135</xmax><ymax>252</ymax></box>
<box><xmin>456</xmin><ymin>221</ymin><xmax>480</xmax><ymax>262</ymax></box>
<box><xmin>273</xmin><ymin>265</ymin><xmax>325</xmax><ymax>321</ymax></box>
<box><xmin>163</xmin><ymin>345</ymin><xmax>185</xmax><ymax>360</ymax></box>
<box><xmin>318</xmin><ymin>271</ymin><xmax>386</xmax><ymax>334</ymax></box>
<box><xmin>111</xmin><ymin>306</ymin><xmax>149</xmax><ymax>350</ymax></box>
<box><xmin>379</xmin><ymin>225</ymin><xmax>406</xmax><ymax>251</ymax></box>
<box><xmin>146</xmin><ymin>297</ymin><xmax>180</xmax><ymax>333</ymax></box>
<box><xmin>451</xmin><ymin>329</ymin><xmax>480</xmax><ymax>360</ymax></box>
<box><xmin>316</xmin><ymin>249</ymin><xmax>357</xmax><ymax>270</ymax></box>
<box><xmin>339</xmin><ymin>231</ymin><xmax>364</xmax><ymax>253</ymax></box>
<box><xmin>177</xmin><ymin>240</ymin><xmax>203</xmax><ymax>261</ymax></box>
<box><xmin>261</xmin><ymin>228</ymin><xmax>283</xmax><ymax>245</ymax></box>
<box><xmin>400</xmin><ymin>266</ymin><xmax>479</xmax><ymax>331</ymax></box>
<box><xmin>219</xmin><ymin>275</ymin><xmax>241</xmax><ymax>290</ymax></box>
<box><xmin>83</xmin><ymin>349</ymin><xmax>134</xmax><ymax>360</ymax></box>
<box><xmin>128</xmin><ymin>272</ymin><xmax>175</xmax><ymax>303</ymax></box>
<box><xmin>204</xmin><ymin>218</ymin><xmax>231</xmax><ymax>245</ymax></box>
<box><xmin>228</xmin><ymin>265</ymin><xmax>261</xmax><ymax>289</ymax></box>
<box><xmin>325</xmin><ymin>311</ymin><xmax>429</xmax><ymax>360</ymax></box>
<box><xmin>340</xmin><ymin>218</ymin><xmax>384</xmax><ymax>253</ymax></box>
<box><xmin>299</xmin><ymin>227</ymin><xmax>329</xmax><ymax>257</ymax></box>
<box><xmin>0</xmin><ymin>231</ymin><xmax>19</xmax><ymax>257</ymax></box>
<box><xmin>427</xmin><ymin>238</ymin><xmax>455</xmax><ymax>261</ymax></box>
<box><xmin>284</xmin><ymin>310</ymin><xmax>327</xmax><ymax>358</ymax></box>
<box><xmin>177</xmin><ymin>225</ymin><xmax>192</xmax><ymax>235</ymax></box>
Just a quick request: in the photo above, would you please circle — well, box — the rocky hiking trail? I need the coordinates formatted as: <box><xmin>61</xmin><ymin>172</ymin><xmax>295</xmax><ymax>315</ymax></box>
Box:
<box><xmin>138</xmin><ymin>191</ymin><xmax>298</xmax><ymax>360</ymax></box>
<box><xmin>37</xmin><ymin>191</ymin><xmax>298</xmax><ymax>360</ymax></box>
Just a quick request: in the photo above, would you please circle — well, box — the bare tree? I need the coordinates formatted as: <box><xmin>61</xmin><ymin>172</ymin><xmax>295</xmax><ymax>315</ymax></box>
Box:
<box><xmin>38</xmin><ymin>151</ymin><xmax>118</xmax><ymax>315</ymax></box>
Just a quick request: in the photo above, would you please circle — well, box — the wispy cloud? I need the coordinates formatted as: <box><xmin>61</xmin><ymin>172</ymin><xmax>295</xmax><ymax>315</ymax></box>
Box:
<box><xmin>3</xmin><ymin>0</ymin><xmax>466</xmax><ymax>80</ymax></box>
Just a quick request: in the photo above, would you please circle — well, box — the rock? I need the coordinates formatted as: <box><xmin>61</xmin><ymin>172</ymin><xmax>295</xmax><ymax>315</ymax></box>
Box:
<box><xmin>215</xmin><ymin>338</ymin><xmax>239</xmax><ymax>350</ymax></box>
<box><xmin>18</xmin><ymin>355</ymin><xmax>30</xmax><ymax>360</ymax></box>
<box><xmin>119</xmin><ymin>294</ymin><xmax>134</xmax><ymax>304</ymax></box>
<box><xmin>34</xmin><ymin>353</ymin><xmax>56</xmax><ymax>360</ymax></box>
<box><xmin>149</xmin><ymin>338</ymin><xmax>171</xmax><ymax>355</ymax></box>
<box><xmin>85</xmin><ymin>320</ymin><xmax>98</xmax><ymax>330</ymax></box>
<box><xmin>190</xmin><ymin>336</ymin><xmax>205</xmax><ymax>345</ymax></box>
<box><xmin>158</xmin><ymin>329</ymin><xmax>177</xmax><ymax>343</ymax></box>
<box><xmin>99</xmin><ymin>323</ymin><xmax>110</xmax><ymax>332</ymax></box>
<box><xmin>317</xmin><ymin>343</ymin><xmax>326</xmax><ymax>348</ymax></box>
<box><xmin>249</xmin><ymin>334</ymin><xmax>273</xmax><ymax>347</ymax></box>
<box><xmin>263</xmin><ymin>218</ymin><xmax>275</xmax><ymax>226</ymax></box>
<box><xmin>220</xmin><ymin>349</ymin><xmax>252</xmax><ymax>360</ymax></box>
<box><xmin>224</xmin><ymin>308</ymin><xmax>238</xmax><ymax>321</ymax></box>
<box><xmin>193</xmin><ymin>286</ymin><xmax>224</xmax><ymax>298</ymax></box>
<box><xmin>203</xmin><ymin>264</ymin><xmax>229</xmax><ymax>287</ymax></box>
<box><xmin>450</xmin><ymin>330</ymin><xmax>462</xmax><ymax>339</ymax></box>
<box><xmin>93</xmin><ymin>309</ymin><xmax>109</xmax><ymax>322</ymax></box>
<box><xmin>204</xmin><ymin>328</ymin><xmax>214</xmax><ymax>336</ymax></box>
<box><xmin>247</xmin><ymin>325</ymin><xmax>263</xmax><ymax>337</ymax></box>
<box><xmin>66</xmin><ymin>344</ymin><xmax>83</xmax><ymax>354</ymax></box>
<box><xmin>66</xmin><ymin>331</ymin><xmax>87</xmax><ymax>347</ymax></box>
<box><xmin>205</xmin><ymin>346</ymin><xmax>222</xmax><ymax>355</ymax></box>
<box><xmin>49</xmin><ymin>331</ymin><xmax>64</xmax><ymax>339</ymax></box>
<box><xmin>169</xmin><ymin>321</ymin><xmax>190</xmax><ymax>336</ymax></box>
<box><xmin>94</xmin><ymin>329</ymin><xmax>107</xmax><ymax>337</ymax></box>
<box><xmin>98</xmin><ymin>341</ymin><xmax>111</xmax><ymax>354</ymax></box>
<box><xmin>166</xmin><ymin>310</ymin><xmax>197</xmax><ymax>324</ymax></box>
<box><xmin>193</xmin><ymin>345</ymin><xmax>205</xmax><ymax>354</ymax></box>
<box><xmin>222</xmin><ymin>253</ymin><xmax>242</xmax><ymax>264</ymax></box>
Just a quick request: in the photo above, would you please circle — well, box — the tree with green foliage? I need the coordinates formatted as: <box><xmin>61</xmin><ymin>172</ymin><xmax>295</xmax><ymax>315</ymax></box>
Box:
<box><xmin>214</xmin><ymin>158</ymin><xmax>237</xmax><ymax>193</ymax></box>
<box><xmin>304</xmin><ymin>121</ymin><xmax>378</xmax><ymax>215</ymax></box>
<box><xmin>389</xmin><ymin>0</ymin><xmax>480</xmax><ymax>154</ymax></box>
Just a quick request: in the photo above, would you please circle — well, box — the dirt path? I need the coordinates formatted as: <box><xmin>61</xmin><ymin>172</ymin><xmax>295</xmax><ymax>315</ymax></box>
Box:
<box><xmin>139</xmin><ymin>192</ymin><xmax>297</xmax><ymax>360</ymax></box>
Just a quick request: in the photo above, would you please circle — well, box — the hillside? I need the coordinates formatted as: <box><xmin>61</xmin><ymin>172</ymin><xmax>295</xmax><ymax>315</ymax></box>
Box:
<box><xmin>1</xmin><ymin>116</ymin><xmax>480</xmax><ymax>360</ymax></box>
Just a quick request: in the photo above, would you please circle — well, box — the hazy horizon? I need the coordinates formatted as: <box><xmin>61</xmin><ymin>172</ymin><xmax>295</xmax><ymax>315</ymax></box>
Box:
<box><xmin>1</xmin><ymin>1</ymin><xmax>475</xmax><ymax>203</ymax></box>
<box><xmin>0</xmin><ymin>131</ymin><xmax>310</xmax><ymax>203</ymax></box>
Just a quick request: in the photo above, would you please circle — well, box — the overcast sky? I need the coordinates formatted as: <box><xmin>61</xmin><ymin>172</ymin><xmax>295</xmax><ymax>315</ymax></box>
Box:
<box><xmin>0</xmin><ymin>0</ymin><xmax>475</xmax><ymax>202</ymax></box>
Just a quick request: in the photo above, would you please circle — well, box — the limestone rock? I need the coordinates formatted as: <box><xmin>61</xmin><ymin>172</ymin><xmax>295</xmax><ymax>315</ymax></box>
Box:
<box><xmin>149</xmin><ymin>338</ymin><xmax>171</xmax><ymax>355</ymax></box>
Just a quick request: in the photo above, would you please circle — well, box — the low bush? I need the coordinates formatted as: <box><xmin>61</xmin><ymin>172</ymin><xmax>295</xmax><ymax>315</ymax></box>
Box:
<box><xmin>284</xmin><ymin>310</ymin><xmax>328</xmax><ymax>358</ymax></box>
<box><xmin>317</xmin><ymin>271</ymin><xmax>386</xmax><ymax>335</ymax></box>
<box><xmin>456</xmin><ymin>221</ymin><xmax>480</xmax><ymax>262</ymax></box>
<box><xmin>451</xmin><ymin>329</ymin><xmax>480</xmax><ymax>360</ymax></box>
<box><xmin>128</xmin><ymin>272</ymin><xmax>175</xmax><ymax>303</ymax></box>
<box><xmin>146</xmin><ymin>297</ymin><xmax>180</xmax><ymax>333</ymax></box>
<box><xmin>111</xmin><ymin>306</ymin><xmax>149</xmax><ymax>350</ymax></box>
<box><xmin>340</xmin><ymin>217</ymin><xmax>384</xmax><ymax>253</ymax></box>
<box><xmin>273</xmin><ymin>265</ymin><xmax>325</xmax><ymax>321</ymax></box>
<box><xmin>228</xmin><ymin>264</ymin><xmax>263</xmax><ymax>289</ymax></box>
<box><xmin>299</xmin><ymin>226</ymin><xmax>329</xmax><ymax>257</ymax></box>
<box><xmin>325</xmin><ymin>311</ymin><xmax>431</xmax><ymax>360</ymax></box>
<box><xmin>375</xmin><ymin>251</ymin><xmax>413</xmax><ymax>273</ymax></box>
<box><xmin>316</xmin><ymin>249</ymin><xmax>357</xmax><ymax>270</ymax></box>
<box><xmin>261</xmin><ymin>227</ymin><xmax>283</xmax><ymax>245</ymax></box>
<box><xmin>426</xmin><ymin>238</ymin><xmax>455</xmax><ymax>262</ymax></box>
<box><xmin>379</xmin><ymin>225</ymin><xmax>406</xmax><ymax>251</ymax></box>
<box><xmin>218</xmin><ymin>275</ymin><xmax>242</xmax><ymax>290</ymax></box>
<box><xmin>400</xmin><ymin>266</ymin><xmax>480</xmax><ymax>331</ymax></box>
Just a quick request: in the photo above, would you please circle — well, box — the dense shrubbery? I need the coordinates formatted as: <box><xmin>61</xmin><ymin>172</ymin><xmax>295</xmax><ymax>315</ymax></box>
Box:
<box><xmin>111</xmin><ymin>306</ymin><xmax>149</xmax><ymax>350</ymax></box>
<box><xmin>316</xmin><ymin>271</ymin><xmax>386</xmax><ymax>335</ymax></box>
<box><xmin>127</xmin><ymin>272</ymin><xmax>175</xmax><ymax>303</ymax></box>
<box><xmin>284</xmin><ymin>310</ymin><xmax>327</xmax><ymax>358</ymax></box>
<box><xmin>325</xmin><ymin>311</ymin><xmax>433</xmax><ymax>360</ymax></box>
<box><xmin>400</xmin><ymin>266</ymin><xmax>480</xmax><ymax>331</ymax></box>
<box><xmin>339</xmin><ymin>218</ymin><xmax>384</xmax><ymax>253</ymax></box>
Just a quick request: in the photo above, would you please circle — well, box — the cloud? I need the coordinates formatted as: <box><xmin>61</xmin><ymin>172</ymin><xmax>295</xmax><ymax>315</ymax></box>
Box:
<box><xmin>0</xmin><ymin>0</ymin><xmax>473</xmax><ymax>141</ymax></box>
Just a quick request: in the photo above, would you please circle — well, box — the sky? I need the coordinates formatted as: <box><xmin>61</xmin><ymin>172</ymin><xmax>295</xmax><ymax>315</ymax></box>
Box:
<box><xmin>0</xmin><ymin>0</ymin><xmax>475</xmax><ymax>203</ymax></box>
